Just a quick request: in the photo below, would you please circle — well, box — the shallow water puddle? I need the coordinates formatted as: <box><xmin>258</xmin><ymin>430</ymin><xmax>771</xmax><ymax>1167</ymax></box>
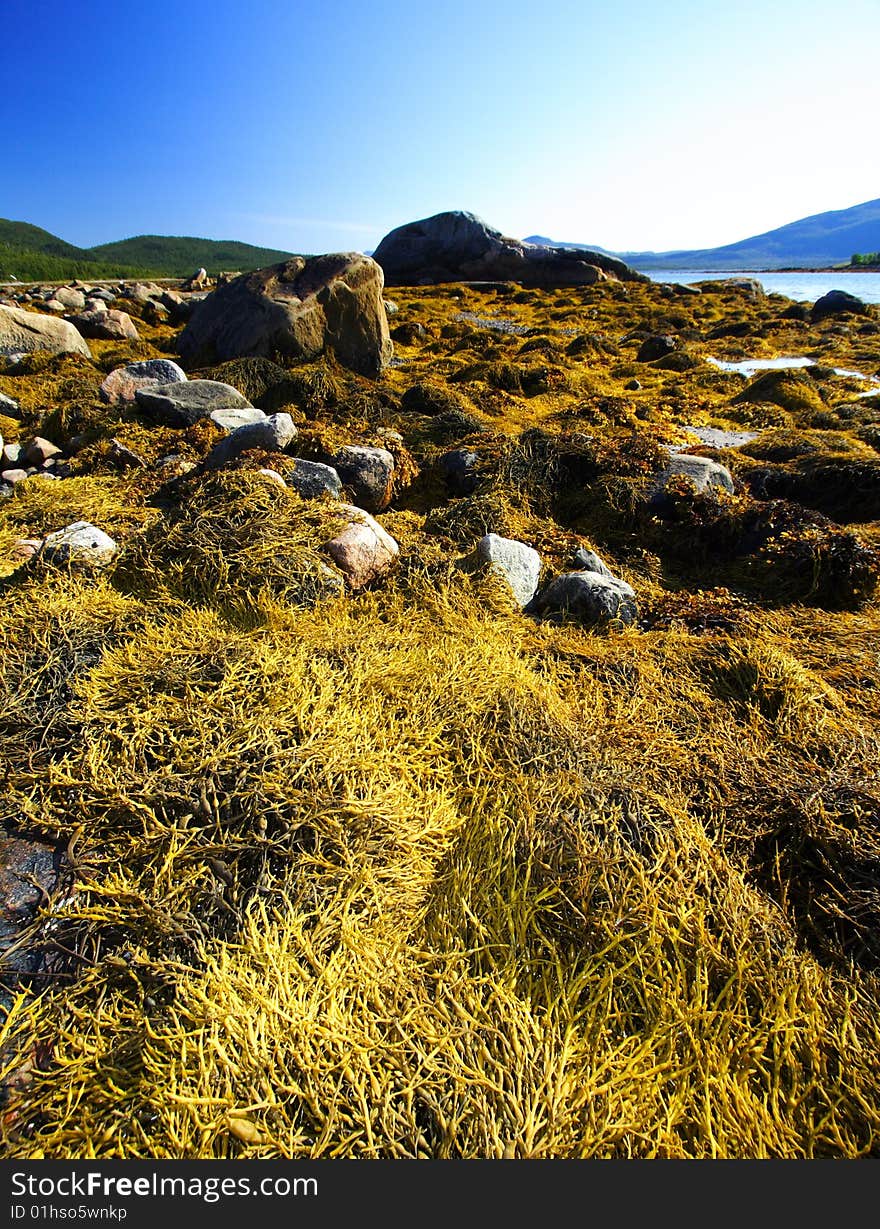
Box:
<box><xmin>707</xmin><ymin>354</ymin><xmax>880</xmax><ymax>391</ymax></box>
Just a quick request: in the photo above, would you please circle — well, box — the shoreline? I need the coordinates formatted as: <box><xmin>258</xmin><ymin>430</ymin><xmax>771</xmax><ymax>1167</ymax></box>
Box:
<box><xmin>636</xmin><ymin>265</ymin><xmax>880</xmax><ymax>275</ymax></box>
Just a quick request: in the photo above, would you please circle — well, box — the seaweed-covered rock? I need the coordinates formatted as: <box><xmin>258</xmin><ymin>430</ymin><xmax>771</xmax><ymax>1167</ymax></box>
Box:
<box><xmin>471</xmin><ymin>533</ymin><xmax>541</xmax><ymax>607</ymax></box>
<box><xmin>731</xmin><ymin>368</ymin><xmax>826</xmax><ymax>418</ymax></box>
<box><xmin>373</xmin><ymin>211</ymin><xmax>645</xmax><ymax>287</ymax></box>
<box><xmin>637</xmin><ymin>334</ymin><xmax>676</xmax><ymax>362</ymax></box>
<box><xmin>533</xmin><ymin>572</ymin><xmax>638</xmax><ymax>626</ymax></box>
<box><xmin>811</xmin><ymin>289</ymin><xmax>869</xmax><ymax>322</ymax></box>
<box><xmin>176</xmin><ymin>254</ymin><xmax>393</xmax><ymax>377</ymax></box>
<box><xmin>440</xmin><ymin>449</ymin><xmax>481</xmax><ymax>495</ymax></box>
<box><xmin>0</xmin><ymin>305</ymin><xmax>91</xmax><ymax>358</ymax></box>
<box><xmin>652</xmin><ymin>454</ymin><xmax>735</xmax><ymax>498</ymax></box>
<box><xmin>695</xmin><ymin>278</ymin><xmax>764</xmax><ymax>300</ymax></box>
<box><xmin>0</xmin><ymin>827</ymin><xmax>60</xmax><ymax>987</ymax></box>
<box><xmin>391</xmin><ymin>322</ymin><xmax>428</xmax><ymax>344</ymax></box>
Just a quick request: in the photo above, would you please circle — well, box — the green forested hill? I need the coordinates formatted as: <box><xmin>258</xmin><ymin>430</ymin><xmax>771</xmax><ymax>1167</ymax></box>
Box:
<box><xmin>88</xmin><ymin>235</ymin><xmax>297</xmax><ymax>275</ymax></box>
<box><xmin>0</xmin><ymin>218</ymin><xmax>297</xmax><ymax>281</ymax></box>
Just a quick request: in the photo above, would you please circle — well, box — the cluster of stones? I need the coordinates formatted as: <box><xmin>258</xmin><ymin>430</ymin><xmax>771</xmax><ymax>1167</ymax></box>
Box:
<box><xmin>13</xmin><ymin>354</ymin><xmax>401</xmax><ymax>589</ymax></box>
<box><xmin>1</xmin><ymin>390</ymin><xmax>69</xmax><ymax>502</ymax></box>
<box><xmin>0</xmin><ymin>276</ymin><xmax>215</xmax><ymax>361</ymax></box>
<box><xmin>462</xmin><ymin>533</ymin><xmax>638</xmax><ymax>626</ymax></box>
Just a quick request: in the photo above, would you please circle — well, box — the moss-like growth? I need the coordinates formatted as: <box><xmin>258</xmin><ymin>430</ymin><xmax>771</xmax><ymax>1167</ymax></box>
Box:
<box><xmin>400</xmin><ymin>380</ymin><xmax>476</xmax><ymax>418</ymax></box>
<box><xmin>731</xmin><ymin>369</ymin><xmax>827</xmax><ymax>420</ymax></box>
<box><xmin>115</xmin><ymin>470</ymin><xmax>349</xmax><ymax>614</ymax></box>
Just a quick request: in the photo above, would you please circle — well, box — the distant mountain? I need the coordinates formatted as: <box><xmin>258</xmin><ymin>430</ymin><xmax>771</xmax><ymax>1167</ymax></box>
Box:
<box><xmin>0</xmin><ymin>218</ymin><xmax>297</xmax><ymax>282</ymax></box>
<box><xmin>525</xmin><ymin>197</ymin><xmax>880</xmax><ymax>271</ymax></box>
<box><xmin>524</xmin><ymin>234</ymin><xmax>618</xmax><ymax>258</ymax></box>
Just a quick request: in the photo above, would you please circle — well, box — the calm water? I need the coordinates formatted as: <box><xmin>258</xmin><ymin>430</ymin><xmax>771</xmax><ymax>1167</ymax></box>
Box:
<box><xmin>643</xmin><ymin>269</ymin><xmax>880</xmax><ymax>304</ymax></box>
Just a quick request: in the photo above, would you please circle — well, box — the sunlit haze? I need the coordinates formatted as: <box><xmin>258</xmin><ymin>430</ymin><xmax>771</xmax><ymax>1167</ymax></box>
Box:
<box><xmin>5</xmin><ymin>0</ymin><xmax>878</xmax><ymax>254</ymax></box>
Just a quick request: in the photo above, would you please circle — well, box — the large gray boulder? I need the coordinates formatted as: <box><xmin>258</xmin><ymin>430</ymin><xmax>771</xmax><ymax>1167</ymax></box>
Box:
<box><xmin>176</xmin><ymin>253</ymin><xmax>393</xmax><ymax>377</ymax></box>
<box><xmin>0</xmin><ymin>305</ymin><xmax>91</xmax><ymax>358</ymax></box>
<box><xmin>373</xmin><ymin>211</ymin><xmax>646</xmax><ymax>287</ymax></box>
<box><xmin>135</xmin><ymin>379</ymin><xmax>253</xmax><ymax>427</ymax></box>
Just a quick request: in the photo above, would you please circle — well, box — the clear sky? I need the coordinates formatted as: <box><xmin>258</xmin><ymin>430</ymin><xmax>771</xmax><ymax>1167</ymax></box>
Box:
<box><xmin>4</xmin><ymin>0</ymin><xmax>878</xmax><ymax>255</ymax></box>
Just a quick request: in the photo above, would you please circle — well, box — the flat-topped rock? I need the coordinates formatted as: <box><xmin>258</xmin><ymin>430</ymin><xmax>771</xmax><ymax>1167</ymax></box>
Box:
<box><xmin>135</xmin><ymin>379</ymin><xmax>253</xmax><ymax>427</ymax></box>
<box><xmin>209</xmin><ymin>407</ymin><xmax>268</xmax><ymax>433</ymax></box>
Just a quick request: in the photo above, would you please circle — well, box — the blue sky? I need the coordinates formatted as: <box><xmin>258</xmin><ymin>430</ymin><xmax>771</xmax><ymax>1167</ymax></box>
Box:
<box><xmin>4</xmin><ymin>0</ymin><xmax>878</xmax><ymax>254</ymax></box>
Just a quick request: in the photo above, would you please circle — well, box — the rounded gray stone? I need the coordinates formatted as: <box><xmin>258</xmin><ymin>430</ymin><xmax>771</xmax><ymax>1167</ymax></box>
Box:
<box><xmin>206</xmin><ymin>413</ymin><xmax>298</xmax><ymax>468</ymax></box>
<box><xmin>535</xmin><ymin>572</ymin><xmax>637</xmax><ymax>626</ymax></box>
<box><xmin>334</xmin><ymin>445</ymin><xmax>395</xmax><ymax>512</ymax></box>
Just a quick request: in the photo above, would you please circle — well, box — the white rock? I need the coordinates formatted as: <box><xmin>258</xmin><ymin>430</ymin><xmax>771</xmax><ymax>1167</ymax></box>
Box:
<box><xmin>40</xmin><ymin>521</ymin><xmax>118</xmax><ymax>567</ymax></box>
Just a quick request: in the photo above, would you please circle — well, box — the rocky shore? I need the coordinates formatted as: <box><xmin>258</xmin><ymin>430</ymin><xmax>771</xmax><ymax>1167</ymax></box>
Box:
<box><xmin>1</xmin><ymin>211</ymin><xmax>879</xmax><ymax>1158</ymax></box>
